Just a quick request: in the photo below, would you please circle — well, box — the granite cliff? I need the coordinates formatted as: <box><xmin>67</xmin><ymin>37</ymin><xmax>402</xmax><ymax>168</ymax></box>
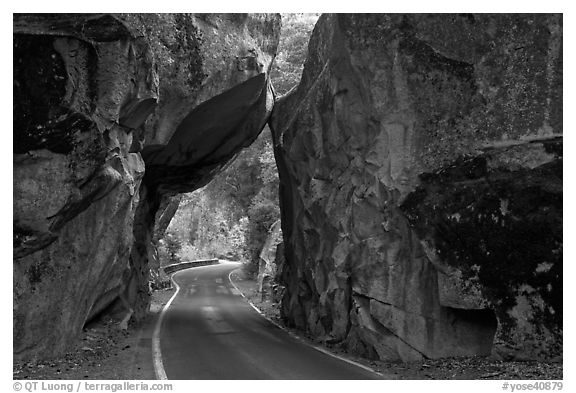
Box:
<box><xmin>13</xmin><ymin>13</ymin><xmax>280</xmax><ymax>359</ymax></box>
<box><xmin>14</xmin><ymin>13</ymin><xmax>562</xmax><ymax>363</ymax></box>
<box><xmin>270</xmin><ymin>14</ymin><xmax>562</xmax><ymax>361</ymax></box>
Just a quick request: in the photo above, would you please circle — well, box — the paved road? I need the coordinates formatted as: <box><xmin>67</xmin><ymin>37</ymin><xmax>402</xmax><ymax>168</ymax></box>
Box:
<box><xmin>157</xmin><ymin>262</ymin><xmax>380</xmax><ymax>379</ymax></box>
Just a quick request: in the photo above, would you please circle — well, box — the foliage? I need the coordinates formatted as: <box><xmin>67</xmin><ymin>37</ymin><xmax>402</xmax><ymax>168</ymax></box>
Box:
<box><xmin>119</xmin><ymin>14</ymin><xmax>205</xmax><ymax>93</ymax></box>
<box><xmin>157</xmin><ymin>232</ymin><xmax>181</xmax><ymax>267</ymax></box>
<box><xmin>271</xmin><ymin>13</ymin><xmax>320</xmax><ymax>95</ymax></box>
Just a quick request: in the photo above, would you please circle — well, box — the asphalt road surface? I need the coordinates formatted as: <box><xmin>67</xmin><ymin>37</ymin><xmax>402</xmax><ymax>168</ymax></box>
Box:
<box><xmin>156</xmin><ymin>262</ymin><xmax>380</xmax><ymax>379</ymax></box>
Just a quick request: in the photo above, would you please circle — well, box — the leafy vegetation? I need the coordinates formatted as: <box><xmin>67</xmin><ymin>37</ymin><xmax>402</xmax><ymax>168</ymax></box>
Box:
<box><xmin>271</xmin><ymin>13</ymin><xmax>321</xmax><ymax>95</ymax></box>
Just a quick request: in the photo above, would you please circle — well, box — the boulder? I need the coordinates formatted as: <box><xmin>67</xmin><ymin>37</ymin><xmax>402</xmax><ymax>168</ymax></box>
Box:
<box><xmin>270</xmin><ymin>14</ymin><xmax>562</xmax><ymax>361</ymax></box>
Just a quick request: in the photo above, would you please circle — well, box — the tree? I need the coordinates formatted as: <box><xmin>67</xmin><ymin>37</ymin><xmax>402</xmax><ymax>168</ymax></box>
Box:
<box><xmin>271</xmin><ymin>13</ymin><xmax>320</xmax><ymax>95</ymax></box>
<box><xmin>158</xmin><ymin>232</ymin><xmax>181</xmax><ymax>266</ymax></box>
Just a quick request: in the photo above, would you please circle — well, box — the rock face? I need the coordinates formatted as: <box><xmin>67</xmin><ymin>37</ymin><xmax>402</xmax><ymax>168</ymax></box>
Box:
<box><xmin>13</xmin><ymin>13</ymin><xmax>280</xmax><ymax>360</ymax></box>
<box><xmin>14</xmin><ymin>14</ymin><xmax>155</xmax><ymax>359</ymax></box>
<box><xmin>270</xmin><ymin>14</ymin><xmax>562</xmax><ymax>361</ymax></box>
<box><xmin>129</xmin><ymin>13</ymin><xmax>280</xmax><ymax>323</ymax></box>
<box><xmin>257</xmin><ymin>220</ymin><xmax>283</xmax><ymax>300</ymax></box>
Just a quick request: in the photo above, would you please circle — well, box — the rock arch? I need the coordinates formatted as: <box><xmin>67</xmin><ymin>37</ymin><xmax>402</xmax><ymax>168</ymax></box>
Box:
<box><xmin>13</xmin><ymin>13</ymin><xmax>562</xmax><ymax>362</ymax></box>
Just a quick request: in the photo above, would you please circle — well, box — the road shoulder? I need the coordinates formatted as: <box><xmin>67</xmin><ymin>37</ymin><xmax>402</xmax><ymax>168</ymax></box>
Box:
<box><xmin>228</xmin><ymin>268</ymin><xmax>563</xmax><ymax>380</ymax></box>
<box><xmin>13</xmin><ymin>288</ymin><xmax>175</xmax><ymax>380</ymax></box>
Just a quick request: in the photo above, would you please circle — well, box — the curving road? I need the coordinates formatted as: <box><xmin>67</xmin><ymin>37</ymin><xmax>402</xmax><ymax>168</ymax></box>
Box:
<box><xmin>155</xmin><ymin>262</ymin><xmax>381</xmax><ymax>379</ymax></box>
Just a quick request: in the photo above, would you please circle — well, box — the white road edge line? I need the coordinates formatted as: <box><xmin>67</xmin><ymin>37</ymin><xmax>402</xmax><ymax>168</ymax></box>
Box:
<box><xmin>227</xmin><ymin>269</ymin><xmax>384</xmax><ymax>378</ymax></box>
<box><xmin>152</xmin><ymin>272</ymin><xmax>180</xmax><ymax>380</ymax></box>
<box><xmin>152</xmin><ymin>260</ymin><xmax>236</xmax><ymax>380</ymax></box>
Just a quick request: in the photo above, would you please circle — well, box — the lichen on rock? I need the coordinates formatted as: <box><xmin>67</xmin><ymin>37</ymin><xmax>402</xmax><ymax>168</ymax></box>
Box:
<box><xmin>270</xmin><ymin>13</ymin><xmax>562</xmax><ymax>361</ymax></box>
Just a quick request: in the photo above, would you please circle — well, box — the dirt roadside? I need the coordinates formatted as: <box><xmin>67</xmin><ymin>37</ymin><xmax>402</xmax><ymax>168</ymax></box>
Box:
<box><xmin>14</xmin><ymin>269</ymin><xmax>562</xmax><ymax>380</ymax></box>
<box><xmin>13</xmin><ymin>288</ymin><xmax>175</xmax><ymax>380</ymax></box>
<box><xmin>229</xmin><ymin>268</ymin><xmax>563</xmax><ymax>380</ymax></box>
